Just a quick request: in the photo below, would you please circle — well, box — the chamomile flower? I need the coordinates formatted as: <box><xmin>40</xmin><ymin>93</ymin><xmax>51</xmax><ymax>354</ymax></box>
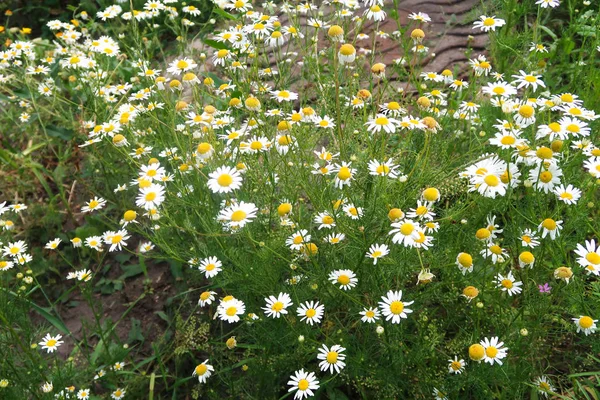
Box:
<box><xmin>534</xmin><ymin>376</ymin><xmax>556</xmax><ymax>397</ymax></box>
<box><xmin>192</xmin><ymin>360</ymin><xmax>214</xmax><ymax>383</ymax></box>
<box><xmin>406</xmin><ymin>201</ymin><xmax>436</xmax><ymax>221</ymax></box>
<box><xmin>332</xmin><ymin>162</ymin><xmax>356</xmax><ymax>189</ymax></box>
<box><xmin>262</xmin><ymin>292</ymin><xmax>293</xmax><ymax>318</ymax></box>
<box><xmin>512</xmin><ymin>70</ymin><xmax>546</xmax><ymax>91</ymax></box>
<box><xmin>518</xmin><ymin>251</ymin><xmax>535</xmax><ymax>268</ymax></box>
<box><xmin>389</xmin><ymin>219</ymin><xmax>421</xmax><ymax>247</ymax></box>
<box><xmin>45</xmin><ymin>238</ymin><xmax>62</xmax><ymax>250</ymax></box>
<box><xmin>207</xmin><ymin>166</ymin><xmax>243</xmax><ymax>194</ymax></box>
<box><xmin>378</xmin><ymin>290</ymin><xmax>413</xmax><ymax>324</ymax></box>
<box><xmin>218</xmin><ymin>297</ymin><xmax>246</xmax><ymax>323</ymax></box>
<box><xmin>198</xmin><ymin>291</ymin><xmax>216</xmax><ymax>307</ymax></box>
<box><xmin>480</xmin><ymin>336</ymin><xmax>508</xmax><ymax>365</ymax></box>
<box><xmin>317</xmin><ymin>344</ymin><xmax>346</xmax><ymax>374</ymax></box>
<box><xmin>286</xmin><ymin>230</ymin><xmax>311</xmax><ymax>251</ymax></box>
<box><xmin>360</xmin><ymin>307</ymin><xmax>381</xmax><ymax>323</ymax></box>
<box><xmin>368</xmin><ymin>159</ymin><xmax>399</xmax><ymax>178</ymax></box>
<box><xmin>365</xmin><ymin>114</ymin><xmax>399</xmax><ymax>134</ymax></box>
<box><xmin>473</xmin><ymin>15</ymin><xmax>506</xmax><ymax>32</ymax></box>
<box><xmin>218</xmin><ymin>201</ymin><xmax>258</xmax><ymax>229</ymax></box>
<box><xmin>136</xmin><ymin>183</ymin><xmax>166</xmax><ymax>210</ymax></box>
<box><xmin>81</xmin><ymin>197</ymin><xmax>107</xmax><ymax>213</ymax></box>
<box><xmin>167</xmin><ymin>57</ymin><xmax>197</xmax><ymax>74</ymax></box>
<box><xmin>496</xmin><ymin>272</ymin><xmax>523</xmax><ymax>296</ymax></box>
<box><xmin>448</xmin><ymin>356</ymin><xmax>466</xmax><ymax>374</ymax></box>
<box><xmin>342</xmin><ymin>204</ymin><xmax>363</xmax><ymax>219</ymax></box>
<box><xmin>199</xmin><ymin>256</ymin><xmax>222</xmax><ymax>278</ymax></box>
<box><xmin>536</xmin><ymin>0</ymin><xmax>560</xmax><ymax>8</ymax></box>
<box><xmin>366</xmin><ymin>243</ymin><xmax>389</xmax><ymax>265</ymax></box>
<box><xmin>553</xmin><ymin>184</ymin><xmax>581</xmax><ymax>204</ymax></box>
<box><xmin>328</xmin><ymin>269</ymin><xmax>358</xmax><ymax>290</ymax></box>
<box><xmin>314</xmin><ymin>212</ymin><xmax>336</xmax><ymax>230</ymax></box>
<box><xmin>538</xmin><ymin>218</ymin><xmax>562</xmax><ymax>240</ymax></box>
<box><xmin>574</xmin><ymin>240</ymin><xmax>600</xmax><ymax>274</ymax></box>
<box><xmin>39</xmin><ymin>333</ymin><xmax>64</xmax><ymax>353</ymax></box>
<box><xmin>296</xmin><ymin>301</ymin><xmax>324</xmax><ymax>325</ymax></box>
<box><xmin>572</xmin><ymin>316</ymin><xmax>597</xmax><ymax>335</ymax></box>
<box><xmin>103</xmin><ymin>229</ymin><xmax>130</xmax><ymax>252</ymax></box>
<box><xmin>325</xmin><ymin>232</ymin><xmax>345</xmax><ymax>244</ymax></box>
<box><xmin>287</xmin><ymin>369</ymin><xmax>319</xmax><ymax>400</ymax></box>
<box><xmin>85</xmin><ymin>236</ymin><xmax>103</xmax><ymax>251</ymax></box>
<box><xmin>456</xmin><ymin>252</ymin><xmax>474</xmax><ymax>274</ymax></box>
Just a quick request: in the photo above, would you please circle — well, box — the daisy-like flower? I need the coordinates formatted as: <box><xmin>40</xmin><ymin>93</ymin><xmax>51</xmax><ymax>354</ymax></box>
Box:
<box><xmin>262</xmin><ymin>292</ymin><xmax>293</xmax><ymax>318</ymax></box>
<box><xmin>314</xmin><ymin>115</ymin><xmax>336</xmax><ymax>129</ymax></box>
<box><xmin>198</xmin><ymin>290</ymin><xmax>216</xmax><ymax>307</ymax></box>
<box><xmin>512</xmin><ymin>70</ymin><xmax>546</xmax><ymax>91</ymax></box>
<box><xmin>536</xmin><ymin>0</ymin><xmax>560</xmax><ymax>8</ymax></box>
<box><xmin>366</xmin><ymin>243</ymin><xmax>389</xmax><ymax>265</ymax></box>
<box><xmin>77</xmin><ymin>389</ymin><xmax>90</xmax><ymax>400</ymax></box>
<box><xmin>360</xmin><ymin>307</ymin><xmax>381</xmax><ymax>323</ymax></box>
<box><xmin>574</xmin><ymin>240</ymin><xmax>600</xmax><ymax>275</ymax></box>
<box><xmin>332</xmin><ymin>162</ymin><xmax>356</xmax><ymax>189</ymax></box>
<box><xmin>534</xmin><ymin>376</ymin><xmax>556</xmax><ymax>397</ymax></box>
<box><xmin>496</xmin><ymin>272</ymin><xmax>523</xmax><ymax>296</ymax></box>
<box><xmin>572</xmin><ymin>315</ymin><xmax>597</xmax><ymax>335</ymax></box>
<box><xmin>167</xmin><ymin>57</ymin><xmax>197</xmax><ymax>75</ymax></box>
<box><xmin>553</xmin><ymin>184</ymin><xmax>581</xmax><ymax>205</ymax></box>
<box><xmin>328</xmin><ymin>269</ymin><xmax>358</xmax><ymax>290</ymax></box>
<box><xmin>538</xmin><ymin>218</ymin><xmax>563</xmax><ymax>240</ymax></box>
<box><xmin>103</xmin><ymin>229</ymin><xmax>130</xmax><ymax>252</ymax></box>
<box><xmin>520</xmin><ymin>228</ymin><xmax>540</xmax><ymax>248</ymax></box>
<box><xmin>314</xmin><ymin>212</ymin><xmax>336</xmax><ymax>230</ymax></box>
<box><xmin>554</xmin><ymin>266</ymin><xmax>574</xmax><ymax>283</ymax></box>
<box><xmin>583</xmin><ymin>158</ymin><xmax>600</xmax><ymax>178</ymax></box>
<box><xmin>218</xmin><ymin>297</ymin><xmax>246</xmax><ymax>323</ymax></box>
<box><xmin>271</xmin><ymin>89</ymin><xmax>298</xmax><ymax>103</ymax></box>
<box><xmin>45</xmin><ymin>238</ymin><xmax>61</xmax><ymax>250</ymax></box>
<box><xmin>81</xmin><ymin>197</ymin><xmax>107</xmax><ymax>213</ymax></box>
<box><xmin>389</xmin><ymin>219</ymin><xmax>421</xmax><ymax>247</ymax></box>
<box><xmin>199</xmin><ymin>256</ymin><xmax>222</xmax><ymax>278</ymax></box>
<box><xmin>378</xmin><ymin>290</ymin><xmax>414</xmax><ymax>324</ymax></box>
<box><xmin>406</xmin><ymin>201</ymin><xmax>436</xmax><ymax>221</ymax></box>
<box><xmin>338</xmin><ymin>43</ymin><xmax>356</xmax><ymax>64</ymax></box>
<box><xmin>111</xmin><ymin>388</ymin><xmax>126</xmax><ymax>400</ymax></box>
<box><xmin>456</xmin><ymin>252</ymin><xmax>474</xmax><ymax>274</ymax></box>
<box><xmin>529</xmin><ymin>163</ymin><xmax>562</xmax><ymax>193</ymax></box>
<box><xmin>364</xmin><ymin>5</ymin><xmax>386</xmax><ymax>21</ymax></box>
<box><xmin>480</xmin><ymin>336</ymin><xmax>508</xmax><ymax>365</ymax></box>
<box><xmin>287</xmin><ymin>230</ymin><xmax>311</xmax><ymax>251</ymax></box>
<box><xmin>368</xmin><ymin>159</ymin><xmax>399</xmax><ymax>178</ymax></box>
<box><xmin>473</xmin><ymin>15</ymin><xmax>506</xmax><ymax>32</ymax></box>
<box><xmin>518</xmin><ymin>251</ymin><xmax>535</xmax><ymax>268</ymax></box>
<box><xmin>218</xmin><ymin>201</ymin><xmax>258</xmax><ymax>229</ymax></box>
<box><xmin>296</xmin><ymin>301</ymin><xmax>324</xmax><ymax>325</ymax></box>
<box><xmin>482</xmin><ymin>81</ymin><xmax>517</xmax><ymax>97</ymax></box>
<box><xmin>2</xmin><ymin>240</ymin><xmax>27</xmax><ymax>257</ymax></box>
<box><xmin>325</xmin><ymin>232</ymin><xmax>345</xmax><ymax>244</ymax></box>
<box><xmin>433</xmin><ymin>388</ymin><xmax>448</xmax><ymax>400</ymax></box>
<box><xmin>208</xmin><ymin>166</ymin><xmax>243</xmax><ymax>194</ymax></box>
<box><xmin>317</xmin><ymin>344</ymin><xmax>346</xmax><ymax>374</ymax></box>
<box><xmin>192</xmin><ymin>360</ymin><xmax>214</xmax><ymax>383</ymax></box>
<box><xmin>448</xmin><ymin>356</ymin><xmax>466</xmax><ymax>374</ymax></box>
<box><xmin>342</xmin><ymin>204</ymin><xmax>363</xmax><ymax>220</ymax></box>
<box><xmin>85</xmin><ymin>236</ymin><xmax>103</xmax><ymax>251</ymax></box>
<box><xmin>287</xmin><ymin>369</ymin><xmax>320</xmax><ymax>400</ymax></box>
<box><xmin>365</xmin><ymin>114</ymin><xmax>399</xmax><ymax>134</ymax></box>
<box><xmin>38</xmin><ymin>333</ymin><xmax>64</xmax><ymax>353</ymax></box>
<box><xmin>136</xmin><ymin>183</ymin><xmax>166</xmax><ymax>210</ymax></box>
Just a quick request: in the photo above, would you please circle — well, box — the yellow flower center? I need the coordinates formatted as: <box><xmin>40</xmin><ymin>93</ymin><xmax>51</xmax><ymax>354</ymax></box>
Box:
<box><xmin>195</xmin><ymin>364</ymin><xmax>208</xmax><ymax>375</ymax></box>
<box><xmin>230</xmin><ymin>210</ymin><xmax>247</xmax><ymax>222</ymax></box>
<box><xmin>519</xmin><ymin>105</ymin><xmax>534</xmax><ymax>118</ymax></box>
<box><xmin>580</xmin><ymin>316</ymin><xmax>594</xmax><ymax>329</ymax></box>
<box><xmin>520</xmin><ymin>251</ymin><xmax>534</xmax><ymax>263</ymax></box>
<box><xmin>338</xmin><ymin>167</ymin><xmax>351</xmax><ymax>180</ymax></box>
<box><xmin>298</xmin><ymin>379</ymin><xmax>309</xmax><ymax>391</ymax></box>
<box><xmin>326</xmin><ymin>351</ymin><xmax>338</xmax><ymax>364</ymax></box>
<box><xmin>226</xmin><ymin>307</ymin><xmax>237</xmax><ymax>316</ymax></box>
<box><xmin>400</xmin><ymin>223</ymin><xmax>414</xmax><ymax>236</ymax></box>
<box><xmin>469</xmin><ymin>344</ymin><xmax>485</xmax><ymax>360</ymax></box>
<box><xmin>485</xmin><ymin>346</ymin><xmax>498</xmax><ymax>358</ymax></box>
<box><xmin>389</xmin><ymin>301</ymin><xmax>404</xmax><ymax>314</ymax></box>
<box><xmin>337</xmin><ymin>275</ymin><xmax>350</xmax><ymax>285</ymax></box>
<box><xmin>272</xmin><ymin>301</ymin><xmax>284</xmax><ymax>311</ymax></box>
<box><xmin>484</xmin><ymin>174</ymin><xmax>500</xmax><ymax>187</ymax></box>
<box><xmin>500</xmin><ymin>136</ymin><xmax>515</xmax><ymax>145</ymax></box>
<box><xmin>539</xmin><ymin>171</ymin><xmax>552</xmax><ymax>183</ymax></box>
<box><xmin>586</xmin><ymin>252</ymin><xmax>600</xmax><ymax>265</ymax></box>
<box><xmin>111</xmin><ymin>235</ymin><xmax>123</xmax><ymax>244</ymax></box>
<box><xmin>457</xmin><ymin>253</ymin><xmax>473</xmax><ymax>266</ymax></box>
<box><xmin>501</xmin><ymin>279</ymin><xmax>513</xmax><ymax>289</ymax></box>
<box><xmin>305</xmin><ymin>308</ymin><xmax>316</xmax><ymax>318</ymax></box>
<box><xmin>145</xmin><ymin>192</ymin><xmax>156</xmax><ymax>202</ymax></box>
<box><xmin>483</xmin><ymin>18</ymin><xmax>495</xmax><ymax>26</ymax></box>
<box><xmin>542</xmin><ymin>218</ymin><xmax>556</xmax><ymax>230</ymax></box>
<box><xmin>217</xmin><ymin>174</ymin><xmax>233</xmax><ymax>187</ymax></box>
<box><xmin>46</xmin><ymin>339</ymin><xmax>57</xmax><ymax>347</ymax></box>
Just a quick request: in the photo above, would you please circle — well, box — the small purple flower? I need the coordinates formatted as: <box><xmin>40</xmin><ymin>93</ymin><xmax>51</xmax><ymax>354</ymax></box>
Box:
<box><xmin>538</xmin><ymin>283</ymin><xmax>551</xmax><ymax>293</ymax></box>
